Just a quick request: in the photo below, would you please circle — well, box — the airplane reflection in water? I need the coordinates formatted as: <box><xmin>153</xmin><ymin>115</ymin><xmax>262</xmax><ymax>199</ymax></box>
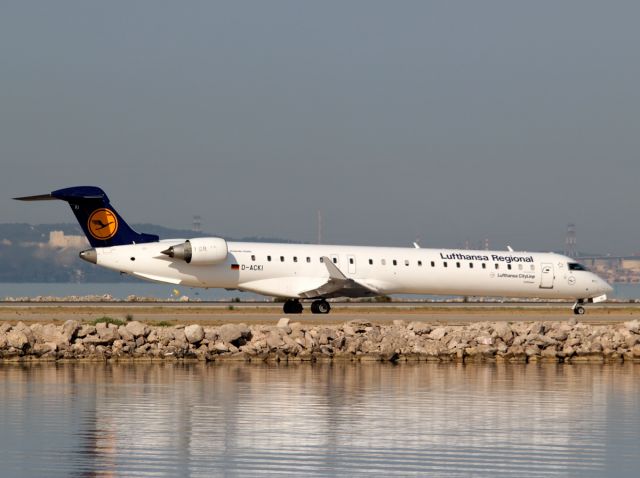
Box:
<box><xmin>1</xmin><ymin>363</ymin><xmax>639</xmax><ymax>476</ymax></box>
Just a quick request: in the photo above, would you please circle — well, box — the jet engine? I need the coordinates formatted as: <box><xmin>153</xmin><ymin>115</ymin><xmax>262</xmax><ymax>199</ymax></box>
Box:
<box><xmin>161</xmin><ymin>237</ymin><xmax>228</xmax><ymax>265</ymax></box>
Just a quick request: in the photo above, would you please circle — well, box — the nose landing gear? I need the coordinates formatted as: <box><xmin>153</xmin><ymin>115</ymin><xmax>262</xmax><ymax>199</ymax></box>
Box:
<box><xmin>572</xmin><ymin>299</ymin><xmax>586</xmax><ymax>315</ymax></box>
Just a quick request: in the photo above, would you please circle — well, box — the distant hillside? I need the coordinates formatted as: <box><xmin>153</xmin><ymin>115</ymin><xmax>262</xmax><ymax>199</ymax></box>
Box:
<box><xmin>0</xmin><ymin>223</ymin><xmax>298</xmax><ymax>283</ymax></box>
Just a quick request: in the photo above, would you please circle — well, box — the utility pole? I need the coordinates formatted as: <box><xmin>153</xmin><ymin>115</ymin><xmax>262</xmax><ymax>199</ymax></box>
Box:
<box><xmin>193</xmin><ymin>215</ymin><xmax>202</xmax><ymax>233</ymax></box>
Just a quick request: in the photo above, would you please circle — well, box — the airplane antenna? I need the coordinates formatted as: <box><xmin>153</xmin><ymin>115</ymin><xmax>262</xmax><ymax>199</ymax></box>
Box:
<box><xmin>507</xmin><ymin>245</ymin><xmax>514</xmax><ymax>252</ymax></box>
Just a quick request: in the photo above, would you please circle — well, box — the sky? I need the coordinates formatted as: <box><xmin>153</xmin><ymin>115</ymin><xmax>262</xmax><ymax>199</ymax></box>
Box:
<box><xmin>1</xmin><ymin>1</ymin><xmax>639</xmax><ymax>255</ymax></box>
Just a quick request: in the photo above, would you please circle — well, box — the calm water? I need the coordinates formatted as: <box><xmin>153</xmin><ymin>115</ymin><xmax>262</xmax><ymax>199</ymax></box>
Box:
<box><xmin>0</xmin><ymin>363</ymin><xmax>639</xmax><ymax>477</ymax></box>
<box><xmin>1</xmin><ymin>282</ymin><xmax>639</xmax><ymax>300</ymax></box>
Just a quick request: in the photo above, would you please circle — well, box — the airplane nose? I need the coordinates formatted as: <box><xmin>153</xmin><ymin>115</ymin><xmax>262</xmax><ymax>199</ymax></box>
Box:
<box><xmin>604</xmin><ymin>281</ymin><xmax>614</xmax><ymax>294</ymax></box>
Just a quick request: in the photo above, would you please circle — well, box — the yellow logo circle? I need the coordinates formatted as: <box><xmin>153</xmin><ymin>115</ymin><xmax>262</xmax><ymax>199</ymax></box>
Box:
<box><xmin>88</xmin><ymin>209</ymin><xmax>119</xmax><ymax>240</ymax></box>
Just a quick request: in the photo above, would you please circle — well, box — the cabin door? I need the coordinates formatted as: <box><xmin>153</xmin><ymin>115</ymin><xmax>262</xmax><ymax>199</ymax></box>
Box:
<box><xmin>540</xmin><ymin>263</ymin><xmax>554</xmax><ymax>289</ymax></box>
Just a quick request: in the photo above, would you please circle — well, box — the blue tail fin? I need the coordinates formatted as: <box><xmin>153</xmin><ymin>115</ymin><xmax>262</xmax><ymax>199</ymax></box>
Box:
<box><xmin>14</xmin><ymin>186</ymin><xmax>159</xmax><ymax>247</ymax></box>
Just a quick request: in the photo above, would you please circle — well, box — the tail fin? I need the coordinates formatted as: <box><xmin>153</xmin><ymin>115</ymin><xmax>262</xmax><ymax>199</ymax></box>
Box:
<box><xmin>14</xmin><ymin>186</ymin><xmax>159</xmax><ymax>247</ymax></box>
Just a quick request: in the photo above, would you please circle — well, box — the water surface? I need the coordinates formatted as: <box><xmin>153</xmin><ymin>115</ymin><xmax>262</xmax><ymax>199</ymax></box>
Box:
<box><xmin>1</xmin><ymin>363</ymin><xmax>639</xmax><ymax>477</ymax></box>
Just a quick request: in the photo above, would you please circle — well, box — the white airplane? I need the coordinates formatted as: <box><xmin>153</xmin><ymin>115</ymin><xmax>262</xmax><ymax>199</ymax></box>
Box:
<box><xmin>16</xmin><ymin>186</ymin><xmax>612</xmax><ymax>315</ymax></box>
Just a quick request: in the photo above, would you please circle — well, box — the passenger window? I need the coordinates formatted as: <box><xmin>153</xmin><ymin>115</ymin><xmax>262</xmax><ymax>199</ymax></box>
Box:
<box><xmin>333</xmin><ymin>257</ymin><xmax>337</xmax><ymax>264</ymax></box>
<box><xmin>280</xmin><ymin>256</ymin><xmax>285</xmax><ymax>262</ymax></box>
<box><xmin>495</xmin><ymin>263</ymin><xmax>499</xmax><ymax>269</ymax></box>
<box><xmin>293</xmin><ymin>257</ymin><xmax>298</xmax><ymax>263</ymax></box>
<box><xmin>307</xmin><ymin>257</ymin><xmax>311</xmax><ymax>263</ymax></box>
<box><xmin>518</xmin><ymin>264</ymin><xmax>523</xmax><ymax>270</ymax></box>
<box><xmin>267</xmin><ymin>256</ymin><xmax>272</xmax><ymax>262</ymax></box>
<box><xmin>469</xmin><ymin>263</ymin><xmax>473</xmax><ymax>269</ymax></box>
<box><xmin>418</xmin><ymin>261</ymin><xmax>422</xmax><ymax>267</ymax></box>
<box><xmin>530</xmin><ymin>264</ymin><xmax>535</xmax><ymax>271</ymax></box>
<box><xmin>369</xmin><ymin>259</ymin><xmax>373</xmax><ymax>265</ymax></box>
<box><xmin>443</xmin><ymin>262</ymin><xmax>448</xmax><ymax>268</ymax></box>
<box><xmin>251</xmin><ymin>255</ymin><xmax>256</xmax><ymax>261</ymax></box>
<box><xmin>382</xmin><ymin>259</ymin><xmax>387</xmax><ymax>266</ymax></box>
<box><xmin>507</xmin><ymin>264</ymin><xmax>512</xmax><ymax>270</ymax></box>
<box><xmin>482</xmin><ymin>263</ymin><xmax>486</xmax><ymax>269</ymax></box>
<box><xmin>431</xmin><ymin>261</ymin><xmax>435</xmax><ymax>267</ymax></box>
<box><xmin>393</xmin><ymin>260</ymin><xmax>397</xmax><ymax>266</ymax></box>
<box><xmin>456</xmin><ymin>262</ymin><xmax>461</xmax><ymax>268</ymax></box>
<box><xmin>405</xmin><ymin>260</ymin><xmax>410</xmax><ymax>266</ymax></box>
<box><xmin>320</xmin><ymin>257</ymin><xmax>324</xmax><ymax>263</ymax></box>
<box><xmin>349</xmin><ymin>258</ymin><xmax>354</xmax><ymax>264</ymax></box>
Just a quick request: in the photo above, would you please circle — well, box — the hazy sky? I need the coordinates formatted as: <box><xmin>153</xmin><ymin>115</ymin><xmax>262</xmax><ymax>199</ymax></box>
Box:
<box><xmin>1</xmin><ymin>2</ymin><xmax>639</xmax><ymax>254</ymax></box>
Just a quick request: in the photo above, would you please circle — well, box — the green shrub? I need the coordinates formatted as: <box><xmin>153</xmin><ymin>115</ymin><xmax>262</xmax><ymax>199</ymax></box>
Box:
<box><xmin>90</xmin><ymin>317</ymin><xmax>126</xmax><ymax>327</ymax></box>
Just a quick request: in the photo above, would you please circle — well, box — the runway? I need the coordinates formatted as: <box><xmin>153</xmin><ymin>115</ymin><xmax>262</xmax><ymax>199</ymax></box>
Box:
<box><xmin>1</xmin><ymin>301</ymin><xmax>638</xmax><ymax>326</ymax></box>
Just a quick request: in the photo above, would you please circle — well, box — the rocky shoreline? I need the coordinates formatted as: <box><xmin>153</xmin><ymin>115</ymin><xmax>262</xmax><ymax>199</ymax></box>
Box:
<box><xmin>1</xmin><ymin>318</ymin><xmax>640</xmax><ymax>363</ymax></box>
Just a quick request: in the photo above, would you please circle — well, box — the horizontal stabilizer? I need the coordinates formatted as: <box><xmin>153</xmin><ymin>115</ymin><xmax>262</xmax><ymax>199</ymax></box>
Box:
<box><xmin>13</xmin><ymin>194</ymin><xmax>56</xmax><ymax>201</ymax></box>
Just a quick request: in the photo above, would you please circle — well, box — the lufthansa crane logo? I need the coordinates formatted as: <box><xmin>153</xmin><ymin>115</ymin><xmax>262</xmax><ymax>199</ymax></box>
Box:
<box><xmin>88</xmin><ymin>209</ymin><xmax>118</xmax><ymax>240</ymax></box>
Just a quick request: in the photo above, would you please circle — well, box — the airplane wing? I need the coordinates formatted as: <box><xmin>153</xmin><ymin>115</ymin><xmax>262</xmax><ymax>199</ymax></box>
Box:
<box><xmin>298</xmin><ymin>256</ymin><xmax>380</xmax><ymax>299</ymax></box>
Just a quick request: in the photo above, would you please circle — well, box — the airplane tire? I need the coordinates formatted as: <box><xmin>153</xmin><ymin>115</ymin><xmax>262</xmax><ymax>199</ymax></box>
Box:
<box><xmin>310</xmin><ymin>300</ymin><xmax>330</xmax><ymax>314</ymax></box>
<box><xmin>283</xmin><ymin>299</ymin><xmax>303</xmax><ymax>314</ymax></box>
<box><xmin>574</xmin><ymin>306</ymin><xmax>585</xmax><ymax>315</ymax></box>
<box><xmin>317</xmin><ymin>300</ymin><xmax>331</xmax><ymax>314</ymax></box>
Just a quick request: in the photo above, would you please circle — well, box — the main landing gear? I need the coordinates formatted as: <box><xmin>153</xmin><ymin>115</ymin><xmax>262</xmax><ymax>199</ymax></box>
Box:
<box><xmin>282</xmin><ymin>299</ymin><xmax>303</xmax><ymax>314</ymax></box>
<box><xmin>281</xmin><ymin>299</ymin><xmax>331</xmax><ymax>315</ymax></box>
<box><xmin>310</xmin><ymin>299</ymin><xmax>331</xmax><ymax>314</ymax></box>
<box><xmin>573</xmin><ymin>299</ymin><xmax>586</xmax><ymax>315</ymax></box>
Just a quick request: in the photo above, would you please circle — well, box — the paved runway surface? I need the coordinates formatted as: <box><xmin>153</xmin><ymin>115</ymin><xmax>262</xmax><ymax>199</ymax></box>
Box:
<box><xmin>1</xmin><ymin>302</ymin><xmax>638</xmax><ymax>326</ymax></box>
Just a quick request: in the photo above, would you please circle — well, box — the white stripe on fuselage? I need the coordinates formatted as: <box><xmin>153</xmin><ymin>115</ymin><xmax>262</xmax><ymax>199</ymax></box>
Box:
<box><xmin>92</xmin><ymin>241</ymin><xmax>611</xmax><ymax>300</ymax></box>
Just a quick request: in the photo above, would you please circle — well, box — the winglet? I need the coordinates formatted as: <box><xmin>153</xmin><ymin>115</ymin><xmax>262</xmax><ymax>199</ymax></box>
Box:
<box><xmin>321</xmin><ymin>256</ymin><xmax>347</xmax><ymax>280</ymax></box>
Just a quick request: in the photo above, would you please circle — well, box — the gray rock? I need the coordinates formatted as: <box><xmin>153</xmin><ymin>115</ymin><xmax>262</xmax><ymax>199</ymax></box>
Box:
<box><xmin>13</xmin><ymin>322</ymin><xmax>35</xmax><ymax>346</ymax></box>
<box><xmin>210</xmin><ymin>342</ymin><xmax>229</xmax><ymax>353</ymax></box>
<box><xmin>218</xmin><ymin>323</ymin><xmax>251</xmax><ymax>345</ymax></box>
<box><xmin>428</xmin><ymin>327</ymin><xmax>448</xmax><ymax>341</ymax></box>
<box><xmin>118</xmin><ymin>325</ymin><xmax>135</xmax><ymax>342</ymax></box>
<box><xmin>61</xmin><ymin>320</ymin><xmax>80</xmax><ymax>341</ymax></box>
<box><xmin>96</xmin><ymin>323</ymin><xmax>119</xmax><ymax>343</ymax></box>
<box><xmin>6</xmin><ymin>330</ymin><xmax>29</xmax><ymax>350</ymax></box>
<box><xmin>77</xmin><ymin>325</ymin><xmax>96</xmax><ymax>338</ymax></box>
<box><xmin>624</xmin><ymin>320</ymin><xmax>640</xmax><ymax>334</ymax></box>
<box><xmin>126</xmin><ymin>321</ymin><xmax>148</xmax><ymax>338</ymax></box>
<box><xmin>32</xmin><ymin>342</ymin><xmax>56</xmax><ymax>356</ymax></box>
<box><xmin>492</xmin><ymin>323</ymin><xmax>513</xmax><ymax>343</ymax></box>
<box><xmin>347</xmin><ymin>320</ymin><xmax>371</xmax><ymax>333</ymax></box>
<box><xmin>342</xmin><ymin>324</ymin><xmax>356</xmax><ymax>336</ymax></box>
<box><xmin>476</xmin><ymin>335</ymin><xmax>494</xmax><ymax>346</ymax></box>
<box><xmin>204</xmin><ymin>327</ymin><xmax>218</xmax><ymax>341</ymax></box>
<box><xmin>410</xmin><ymin>323</ymin><xmax>433</xmax><ymax>335</ymax></box>
<box><xmin>277</xmin><ymin>318</ymin><xmax>290</xmax><ymax>328</ymax></box>
<box><xmin>184</xmin><ymin>324</ymin><xmax>205</xmax><ymax>344</ymax></box>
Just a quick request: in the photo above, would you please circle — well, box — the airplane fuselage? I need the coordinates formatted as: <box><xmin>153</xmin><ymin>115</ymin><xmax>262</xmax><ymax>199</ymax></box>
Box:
<box><xmin>89</xmin><ymin>240</ymin><xmax>612</xmax><ymax>301</ymax></box>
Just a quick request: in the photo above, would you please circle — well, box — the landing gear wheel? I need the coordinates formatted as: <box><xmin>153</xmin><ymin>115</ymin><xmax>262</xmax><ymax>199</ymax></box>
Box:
<box><xmin>283</xmin><ymin>299</ymin><xmax>303</xmax><ymax>314</ymax></box>
<box><xmin>311</xmin><ymin>299</ymin><xmax>331</xmax><ymax>314</ymax></box>
<box><xmin>573</xmin><ymin>306</ymin><xmax>585</xmax><ymax>315</ymax></box>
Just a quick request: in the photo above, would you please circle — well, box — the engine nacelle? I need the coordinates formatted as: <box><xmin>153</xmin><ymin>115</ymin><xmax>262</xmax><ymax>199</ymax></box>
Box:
<box><xmin>161</xmin><ymin>237</ymin><xmax>228</xmax><ymax>265</ymax></box>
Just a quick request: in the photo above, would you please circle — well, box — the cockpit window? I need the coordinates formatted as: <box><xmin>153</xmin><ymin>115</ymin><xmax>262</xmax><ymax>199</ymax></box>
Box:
<box><xmin>568</xmin><ymin>262</ymin><xmax>590</xmax><ymax>272</ymax></box>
